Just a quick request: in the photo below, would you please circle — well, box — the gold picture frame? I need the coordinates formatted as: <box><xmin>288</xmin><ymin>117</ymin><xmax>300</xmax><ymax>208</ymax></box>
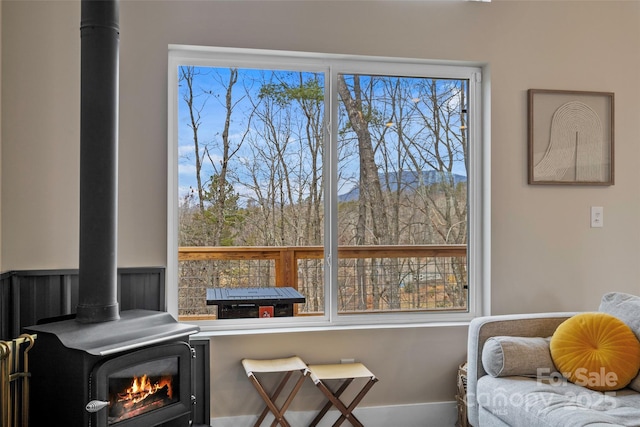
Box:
<box><xmin>528</xmin><ymin>89</ymin><xmax>614</xmax><ymax>185</ymax></box>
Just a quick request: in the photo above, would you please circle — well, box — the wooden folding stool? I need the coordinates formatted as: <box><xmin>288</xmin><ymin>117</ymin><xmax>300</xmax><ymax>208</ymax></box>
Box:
<box><xmin>307</xmin><ymin>363</ymin><xmax>378</xmax><ymax>427</ymax></box>
<box><xmin>241</xmin><ymin>356</ymin><xmax>310</xmax><ymax>427</ymax></box>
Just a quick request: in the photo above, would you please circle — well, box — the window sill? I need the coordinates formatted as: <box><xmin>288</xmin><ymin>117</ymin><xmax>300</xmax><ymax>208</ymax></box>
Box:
<box><xmin>188</xmin><ymin>318</ymin><xmax>471</xmax><ymax>338</ymax></box>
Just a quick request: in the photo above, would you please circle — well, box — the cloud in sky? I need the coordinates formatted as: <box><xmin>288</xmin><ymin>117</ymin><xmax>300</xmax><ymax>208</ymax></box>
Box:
<box><xmin>178</xmin><ymin>145</ymin><xmax>194</xmax><ymax>157</ymax></box>
<box><xmin>179</xmin><ymin>163</ymin><xmax>197</xmax><ymax>177</ymax></box>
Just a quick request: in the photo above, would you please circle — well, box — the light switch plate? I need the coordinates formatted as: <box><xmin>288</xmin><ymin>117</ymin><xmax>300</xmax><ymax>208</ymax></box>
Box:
<box><xmin>591</xmin><ymin>206</ymin><xmax>604</xmax><ymax>228</ymax></box>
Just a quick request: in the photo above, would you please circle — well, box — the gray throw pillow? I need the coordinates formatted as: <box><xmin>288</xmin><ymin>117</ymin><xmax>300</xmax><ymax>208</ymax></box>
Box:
<box><xmin>481</xmin><ymin>336</ymin><xmax>556</xmax><ymax>378</ymax></box>
<box><xmin>599</xmin><ymin>292</ymin><xmax>640</xmax><ymax>340</ymax></box>
<box><xmin>599</xmin><ymin>292</ymin><xmax>640</xmax><ymax>392</ymax></box>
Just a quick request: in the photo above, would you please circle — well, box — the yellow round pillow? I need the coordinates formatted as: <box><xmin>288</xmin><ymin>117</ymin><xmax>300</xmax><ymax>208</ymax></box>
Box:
<box><xmin>550</xmin><ymin>312</ymin><xmax>640</xmax><ymax>391</ymax></box>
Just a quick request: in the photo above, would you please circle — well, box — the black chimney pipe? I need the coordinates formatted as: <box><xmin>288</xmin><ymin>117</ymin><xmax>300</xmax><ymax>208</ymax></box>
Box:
<box><xmin>77</xmin><ymin>0</ymin><xmax>120</xmax><ymax>323</ymax></box>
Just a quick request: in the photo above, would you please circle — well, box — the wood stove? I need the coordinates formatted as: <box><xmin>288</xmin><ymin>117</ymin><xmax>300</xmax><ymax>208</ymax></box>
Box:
<box><xmin>24</xmin><ymin>2</ymin><xmax>202</xmax><ymax>426</ymax></box>
<box><xmin>26</xmin><ymin>310</ymin><xmax>199</xmax><ymax>427</ymax></box>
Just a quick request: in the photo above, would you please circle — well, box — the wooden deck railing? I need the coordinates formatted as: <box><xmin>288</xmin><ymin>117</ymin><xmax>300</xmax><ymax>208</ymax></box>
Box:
<box><xmin>178</xmin><ymin>244</ymin><xmax>468</xmax><ymax>319</ymax></box>
<box><xmin>178</xmin><ymin>244</ymin><xmax>467</xmax><ymax>290</ymax></box>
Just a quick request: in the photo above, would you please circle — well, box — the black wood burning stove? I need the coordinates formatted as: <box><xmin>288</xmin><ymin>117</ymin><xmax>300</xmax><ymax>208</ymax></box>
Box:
<box><xmin>24</xmin><ymin>2</ymin><xmax>202</xmax><ymax>426</ymax></box>
<box><xmin>25</xmin><ymin>310</ymin><xmax>199</xmax><ymax>427</ymax></box>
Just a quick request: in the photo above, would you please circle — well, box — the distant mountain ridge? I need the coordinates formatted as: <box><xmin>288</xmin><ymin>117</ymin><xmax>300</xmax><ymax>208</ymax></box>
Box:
<box><xmin>338</xmin><ymin>170</ymin><xmax>467</xmax><ymax>202</ymax></box>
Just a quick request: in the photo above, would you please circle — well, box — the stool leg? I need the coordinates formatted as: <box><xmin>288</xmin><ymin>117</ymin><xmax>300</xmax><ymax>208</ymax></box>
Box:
<box><xmin>248</xmin><ymin>374</ymin><xmax>291</xmax><ymax>427</ymax></box>
<box><xmin>256</xmin><ymin>371</ymin><xmax>293</xmax><ymax>426</ymax></box>
<box><xmin>277</xmin><ymin>372</ymin><xmax>307</xmax><ymax>419</ymax></box>
<box><xmin>249</xmin><ymin>369</ymin><xmax>310</xmax><ymax>427</ymax></box>
<box><xmin>314</xmin><ymin>381</ymin><xmax>362</xmax><ymax>427</ymax></box>
<box><xmin>332</xmin><ymin>378</ymin><xmax>378</xmax><ymax>427</ymax></box>
<box><xmin>310</xmin><ymin>379</ymin><xmax>353</xmax><ymax>427</ymax></box>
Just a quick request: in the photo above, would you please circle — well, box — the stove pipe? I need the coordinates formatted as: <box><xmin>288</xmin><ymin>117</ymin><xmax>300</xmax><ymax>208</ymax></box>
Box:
<box><xmin>77</xmin><ymin>0</ymin><xmax>120</xmax><ymax>323</ymax></box>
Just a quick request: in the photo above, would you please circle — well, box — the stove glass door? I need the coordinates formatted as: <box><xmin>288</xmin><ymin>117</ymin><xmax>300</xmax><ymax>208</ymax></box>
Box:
<box><xmin>108</xmin><ymin>357</ymin><xmax>179</xmax><ymax>424</ymax></box>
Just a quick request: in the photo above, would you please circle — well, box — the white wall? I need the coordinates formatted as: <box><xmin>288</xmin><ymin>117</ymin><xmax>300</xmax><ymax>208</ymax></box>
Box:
<box><xmin>2</xmin><ymin>0</ymin><xmax>640</xmax><ymax>422</ymax></box>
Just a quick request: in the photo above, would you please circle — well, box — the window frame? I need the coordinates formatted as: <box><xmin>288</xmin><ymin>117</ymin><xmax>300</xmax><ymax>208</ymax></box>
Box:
<box><xmin>167</xmin><ymin>45</ymin><xmax>490</xmax><ymax>332</ymax></box>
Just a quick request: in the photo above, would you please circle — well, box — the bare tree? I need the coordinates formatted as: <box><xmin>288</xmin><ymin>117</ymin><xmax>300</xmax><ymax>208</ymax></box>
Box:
<box><xmin>241</xmin><ymin>72</ymin><xmax>325</xmax><ymax>309</ymax></box>
<box><xmin>337</xmin><ymin>74</ymin><xmax>393</xmax><ymax>310</ymax></box>
<box><xmin>179</xmin><ymin>66</ymin><xmax>206</xmax><ymax>214</ymax></box>
<box><xmin>206</xmin><ymin>68</ymin><xmax>245</xmax><ymax>246</ymax></box>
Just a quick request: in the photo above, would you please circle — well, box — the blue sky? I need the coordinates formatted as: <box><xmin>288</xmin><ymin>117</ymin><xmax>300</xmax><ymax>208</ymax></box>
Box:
<box><xmin>177</xmin><ymin>66</ymin><xmax>468</xmax><ymax>206</ymax></box>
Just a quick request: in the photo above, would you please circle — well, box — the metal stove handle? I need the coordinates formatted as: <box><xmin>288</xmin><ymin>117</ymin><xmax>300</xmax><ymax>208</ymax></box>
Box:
<box><xmin>86</xmin><ymin>400</ymin><xmax>109</xmax><ymax>413</ymax></box>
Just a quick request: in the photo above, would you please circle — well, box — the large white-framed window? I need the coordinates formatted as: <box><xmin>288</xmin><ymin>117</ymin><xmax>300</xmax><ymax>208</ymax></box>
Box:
<box><xmin>167</xmin><ymin>45</ymin><xmax>490</xmax><ymax>331</ymax></box>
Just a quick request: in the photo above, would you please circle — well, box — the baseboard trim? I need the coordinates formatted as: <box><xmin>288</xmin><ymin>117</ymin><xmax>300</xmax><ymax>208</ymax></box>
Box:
<box><xmin>210</xmin><ymin>400</ymin><xmax>457</xmax><ymax>427</ymax></box>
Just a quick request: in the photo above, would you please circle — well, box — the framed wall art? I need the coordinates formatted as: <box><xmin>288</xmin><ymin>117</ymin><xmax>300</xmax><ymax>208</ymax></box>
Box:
<box><xmin>528</xmin><ymin>89</ymin><xmax>614</xmax><ymax>185</ymax></box>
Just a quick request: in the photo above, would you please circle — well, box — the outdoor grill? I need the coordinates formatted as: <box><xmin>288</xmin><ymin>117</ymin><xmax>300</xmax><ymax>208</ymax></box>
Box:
<box><xmin>206</xmin><ymin>287</ymin><xmax>305</xmax><ymax>319</ymax></box>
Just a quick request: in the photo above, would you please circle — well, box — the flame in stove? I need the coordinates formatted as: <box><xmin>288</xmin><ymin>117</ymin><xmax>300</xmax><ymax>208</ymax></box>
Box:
<box><xmin>117</xmin><ymin>374</ymin><xmax>173</xmax><ymax>408</ymax></box>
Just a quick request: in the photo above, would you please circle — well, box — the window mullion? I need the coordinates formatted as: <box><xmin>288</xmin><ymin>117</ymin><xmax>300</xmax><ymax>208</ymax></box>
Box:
<box><xmin>326</xmin><ymin>66</ymin><xmax>339</xmax><ymax>322</ymax></box>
